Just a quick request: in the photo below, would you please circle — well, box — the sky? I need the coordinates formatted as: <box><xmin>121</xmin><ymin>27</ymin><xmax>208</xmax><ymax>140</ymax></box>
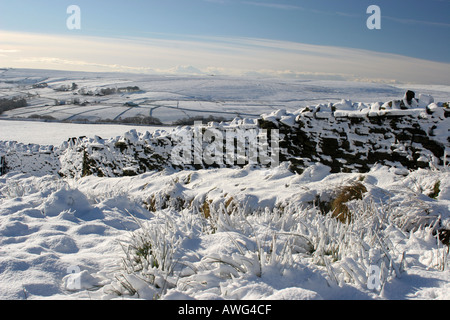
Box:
<box><xmin>0</xmin><ymin>0</ymin><xmax>449</xmax><ymax>84</ymax></box>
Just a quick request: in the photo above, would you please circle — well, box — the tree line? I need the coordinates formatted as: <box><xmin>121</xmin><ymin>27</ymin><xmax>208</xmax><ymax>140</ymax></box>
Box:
<box><xmin>0</xmin><ymin>97</ymin><xmax>27</xmax><ymax>115</ymax></box>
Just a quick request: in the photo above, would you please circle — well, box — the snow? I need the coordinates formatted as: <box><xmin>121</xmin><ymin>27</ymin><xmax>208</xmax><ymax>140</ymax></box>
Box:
<box><xmin>0</xmin><ymin>120</ymin><xmax>172</xmax><ymax>145</ymax></box>
<box><xmin>2</xmin><ymin>68</ymin><xmax>450</xmax><ymax>126</ymax></box>
<box><xmin>0</xmin><ymin>163</ymin><xmax>449</xmax><ymax>300</ymax></box>
<box><xmin>0</xmin><ymin>69</ymin><xmax>449</xmax><ymax>301</ymax></box>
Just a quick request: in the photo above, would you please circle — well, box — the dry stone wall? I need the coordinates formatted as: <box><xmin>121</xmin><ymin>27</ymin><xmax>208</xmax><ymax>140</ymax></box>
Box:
<box><xmin>1</xmin><ymin>94</ymin><xmax>448</xmax><ymax>177</ymax></box>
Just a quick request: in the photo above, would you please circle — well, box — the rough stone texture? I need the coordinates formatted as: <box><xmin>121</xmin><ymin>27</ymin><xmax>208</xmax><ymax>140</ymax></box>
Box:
<box><xmin>0</xmin><ymin>141</ymin><xmax>60</xmax><ymax>176</ymax></box>
<box><xmin>259</xmin><ymin>102</ymin><xmax>449</xmax><ymax>174</ymax></box>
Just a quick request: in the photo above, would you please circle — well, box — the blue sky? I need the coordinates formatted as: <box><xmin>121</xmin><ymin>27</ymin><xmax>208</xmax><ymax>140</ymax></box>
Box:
<box><xmin>1</xmin><ymin>0</ymin><xmax>449</xmax><ymax>83</ymax></box>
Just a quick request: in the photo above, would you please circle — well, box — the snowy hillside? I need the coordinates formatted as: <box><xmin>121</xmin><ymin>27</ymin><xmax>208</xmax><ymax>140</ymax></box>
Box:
<box><xmin>2</xmin><ymin>68</ymin><xmax>450</xmax><ymax>126</ymax></box>
<box><xmin>0</xmin><ymin>69</ymin><xmax>449</xmax><ymax>301</ymax></box>
<box><xmin>0</xmin><ymin>165</ymin><xmax>449</xmax><ymax>300</ymax></box>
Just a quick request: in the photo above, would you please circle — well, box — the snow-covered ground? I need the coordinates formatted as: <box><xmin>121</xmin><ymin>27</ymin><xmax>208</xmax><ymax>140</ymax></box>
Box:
<box><xmin>2</xmin><ymin>68</ymin><xmax>450</xmax><ymax>126</ymax></box>
<box><xmin>0</xmin><ymin>120</ymin><xmax>172</xmax><ymax>145</ymax></box>
<box><xmin>0</xmin><ymin>69</ymin><xmax>449</xmax><ymax>301</ymax></box>
<box><xmin>0</xmin><ymin>164</ymin><xmax>449</xmax><ymax>300</ymax></box>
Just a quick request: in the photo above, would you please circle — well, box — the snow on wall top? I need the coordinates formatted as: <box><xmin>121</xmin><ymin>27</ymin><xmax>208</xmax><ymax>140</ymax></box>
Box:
<box><xmin>0</xmin><ymin>91</ymin><xmax>449</xmax><ymax>177</ymax></box>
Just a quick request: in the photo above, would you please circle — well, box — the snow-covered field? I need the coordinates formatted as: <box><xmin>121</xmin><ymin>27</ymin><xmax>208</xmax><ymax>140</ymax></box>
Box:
<box><xmin>0</xmin><ymin>164</ymin><xmax>449</xmax><ymax>300</ymax></box>
<box><xmin>0</xmin><ymin>120</ymin><xmax>171</xmax><ymax>146</ymax></box>
<box><xmin>2</xmin><ymin>68</ymin><xmax>450</xmax><ymax>126</ymax></box>
<box><xmin>0</xmin><ymin>69</ymin><xmax>449</xmax><ymax>301</ymax></box>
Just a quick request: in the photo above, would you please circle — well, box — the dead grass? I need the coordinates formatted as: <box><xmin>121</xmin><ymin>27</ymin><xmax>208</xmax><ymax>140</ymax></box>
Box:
<box><xmin>331</xmin><ymin>182</ymin><xmax>368</xmax><ymax>223</ymax></box>
<box><xmin>200</xmin><ymin>195</ymin><xmax>236</xmax><ymax>219</ymax></box>
<box><xmin>224</xmin><ymin>196</ymin><xmax>236</xmax><ymax>214</ymax></box>
<box><xmin>200</xmin><ymin>199</ymin><xmax>213</xmax><ymax>219</ymax></box>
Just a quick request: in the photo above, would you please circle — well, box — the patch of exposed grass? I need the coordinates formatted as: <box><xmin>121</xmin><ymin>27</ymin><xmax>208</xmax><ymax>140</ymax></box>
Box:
<box><xmin>331</xmin><ymin>182</ymin><xmax>368</xmax><ymax>223</ymax></box>
<box><xmin>200</xmin><ymin>199</ymin><xmax>213</xmax><ymax>219</ymax></box>
<box><xmin>428</xmin><ymin>181</ymin><xmax>441</xmax><ymax>199</ymax></box>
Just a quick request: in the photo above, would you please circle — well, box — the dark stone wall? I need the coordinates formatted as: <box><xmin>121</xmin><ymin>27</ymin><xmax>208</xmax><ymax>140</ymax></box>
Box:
<box><xmin>1</xmin><ymin>101</ymin><xmax>448</xmax><ymax>177</ymax></box>
<box><xmin>259</xmin><ymin>103</ymin><xmax>449</xmax><ymax>174</ymax></box>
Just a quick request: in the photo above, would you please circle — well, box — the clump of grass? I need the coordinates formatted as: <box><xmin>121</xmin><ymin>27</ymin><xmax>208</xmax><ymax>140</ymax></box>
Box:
<box><xmin>438</xmin><ymin>229</ymin><xmax>450</xmax><ymax>246</ymax></box>
<box><xmin>200</xmin><ymin>199</ymin><xmax>213</xmax><ymax>219</ymax></box>
<box><xmin>144</xmin><ymin>182</ymin><xmax>188</xmax><ymax>213</ymax></box>
<box><xmin>115</xmin><ymin>212</ymin><xmax>181</xmax><ymax>298</ymax></box>
<box><xmin>427</xmin><ymin>180</ymin><xmax>441</xmax><ymax>199</ymax></box>
<box><xmin>129</xmin><ymin>237</ymin><xmax>159</xmax><ymax>270</ymax></box>
<box><xmin>224</xmin><ymin>196</ymin><xmax>236</xmax><ymax>214</ymax></box>
<box><xmin>144</xmin><ymin>194</ymin><xmax>158</xmax><ymax>212</ymax></box>
<box><xmin>198</xmin><ymin>194</ymin><xmax>236</xmax><ymax>220</ymax></box>
<box><xmin>331</xmin><ymin>182</ymin><xmax>368</xmax><ymax>223</ymax></box>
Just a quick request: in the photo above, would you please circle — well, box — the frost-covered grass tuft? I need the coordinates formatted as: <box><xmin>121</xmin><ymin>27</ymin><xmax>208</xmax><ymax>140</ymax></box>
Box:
<box><xmin>115</xmin><ymin>192</ymin><xmax>448</xmax><ymax>299</ymax></box>
<box><xmin>110</xmin><ymin>211</ymin><xmax>183</xmax><ymax>299</ymax></box>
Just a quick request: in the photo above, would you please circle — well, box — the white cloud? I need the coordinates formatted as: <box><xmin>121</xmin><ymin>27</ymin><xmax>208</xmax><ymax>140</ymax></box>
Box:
<box><xmin>14</xmin><ymin>56</ymin><xmax>153</xmax><ymax>73</ymax></box>
<box><xmin>1</xmin><ymin>30</ymin><xmax>449</xmax><ymax>85</ymax></box>
<box><xmin>0</xmin><ymin>49</ymin><xmax>20</xmax><ymax>53</ymax></box>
